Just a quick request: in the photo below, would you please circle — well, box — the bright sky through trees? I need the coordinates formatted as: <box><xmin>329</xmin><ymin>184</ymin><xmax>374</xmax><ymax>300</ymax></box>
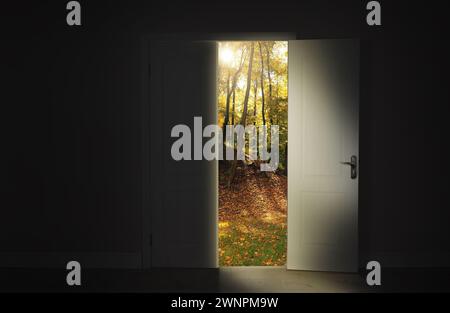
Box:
<box><xmin>219</xmin><ymin>46</ymin><xmax>234</xmax><ymax>66</ymax></box>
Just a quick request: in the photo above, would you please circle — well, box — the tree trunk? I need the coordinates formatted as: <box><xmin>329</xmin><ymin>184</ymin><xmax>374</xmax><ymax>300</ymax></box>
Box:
<box><xmin>223</xmin><ymin>71</ymin><xmax>231</xmax><ymax>127</ymax></box>
<box><xmin>265</xmin><ymin>42</ymin><xmax>273</xmax><ymax>125</ymax></box>
<box><xmin>222</xmin><ymin>49</ymin><xmax>246</xmax><ymax>151</ymax></box>
<box><xmin>228</xmin><ymin>42</ymin><xmax>255</xmax><ymax>187</ymax></box>
<box><xmin>231</xmin><ymin>89</ymin><xmax>236</xmax><ymax>125</ymax></box>
<box><xmin>258</xmin><ymin>42</ymin><xmax>266</xmax><ymax>126</ymax></box>
<box><xmin>253</xmin><ymin>78</ymin><xmax>258</xmax><ymax>124</ymax></box>
<box><xmin>222</xmin><ymin>52</ymin><xmax>245</xmax><ymax>129</ymax></box>
<box><xmin>239</xmin><ymin>43</ymin><xmax>254</xmax><ymax>126</ymax></box>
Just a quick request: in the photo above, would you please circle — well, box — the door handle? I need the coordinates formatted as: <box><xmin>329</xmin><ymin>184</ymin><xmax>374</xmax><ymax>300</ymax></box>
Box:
<box><xmin>341</xmin><ymin>155</ymin><xmax>357</xmax><ymax>179</ymax></box>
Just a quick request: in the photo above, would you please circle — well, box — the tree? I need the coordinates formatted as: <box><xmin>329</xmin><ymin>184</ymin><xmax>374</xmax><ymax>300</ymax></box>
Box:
<box><xmin>227</xmin><ymin>42</ymin><xmax>255</xmax><ymax>187</ymax></box>
<box><xmin>258</xmin><ymin>42</ymin><xmax>266</xmax><ymax>126</ymax></box>
<box><xmin>223</xmin><ymin>49</ymin><xmax>246</xmax><ymax>129</ymax></box>
<box><xmin>252</xmin><ymin>78</ymin><xmax>258</xmax><ymax>124</ymax></box>
<box><xmin>223</xmin><ymin>71</ymin><xmax>231</xmax><ymax>127</ymax></box>
<box><xmin>231</xmin><ymin>89</ymin><xmax>236</xmax><ymax>125</ymax></box>
<box><xmin>265</xmin><ymin>42</ymin><xmax>273</xmax><ymax>125</ymax></box>
<box><xmin>239</xmin><ymin>42</ymin><xmax>254</xmax><ymax>126</ymax></box>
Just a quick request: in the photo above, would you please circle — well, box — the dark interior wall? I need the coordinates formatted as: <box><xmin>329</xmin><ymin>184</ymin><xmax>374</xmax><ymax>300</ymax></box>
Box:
<box><xmin>1</xmin><ymin>1</ymin><xmax>449</xmax><ymax>267</ymax></box>
<box><xmin>1</xmin><ymin>3</ymin><xmax>145</xmax><ymax>261</ymax></box>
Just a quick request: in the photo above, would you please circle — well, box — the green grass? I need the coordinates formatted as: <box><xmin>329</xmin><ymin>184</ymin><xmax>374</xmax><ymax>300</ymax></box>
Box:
<box><xmin>219</xmin><ymin>217</ymin><xmax>287</xmax><ymax>266</ymax></box>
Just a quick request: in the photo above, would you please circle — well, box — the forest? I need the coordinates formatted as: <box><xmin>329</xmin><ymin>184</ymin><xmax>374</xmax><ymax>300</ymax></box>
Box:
<box><xmin>218</xmin><ymin>41</ymin><xmax>288</xmax><ymax>266</ymax></box>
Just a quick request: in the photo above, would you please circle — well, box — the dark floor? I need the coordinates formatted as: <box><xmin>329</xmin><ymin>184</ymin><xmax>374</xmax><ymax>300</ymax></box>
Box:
<box><xmin>1</xmin><ymin>267</ymin><xmax>449</xmax><ymax>293</ymax></box>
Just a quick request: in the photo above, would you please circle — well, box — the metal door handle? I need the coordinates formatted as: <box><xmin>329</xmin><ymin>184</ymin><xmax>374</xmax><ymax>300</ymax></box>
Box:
<box><xmin>341</xmin><ymin>155</ymin><xmax>357</xmax><ymax>179</ymax></box>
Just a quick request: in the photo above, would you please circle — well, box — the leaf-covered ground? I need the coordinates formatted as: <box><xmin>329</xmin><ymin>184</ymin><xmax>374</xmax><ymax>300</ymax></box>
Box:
<box><xmin>219</xmin><ymin>162</ymin><xmax>287</xmax><ymax>266</ymax></box>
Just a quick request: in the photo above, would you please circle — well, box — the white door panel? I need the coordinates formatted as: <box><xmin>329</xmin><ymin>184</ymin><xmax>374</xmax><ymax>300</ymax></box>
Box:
<box><xmin>288</xmin><ymin>39</ymin><xmax>359</xmax><ymax>272</ymax></box>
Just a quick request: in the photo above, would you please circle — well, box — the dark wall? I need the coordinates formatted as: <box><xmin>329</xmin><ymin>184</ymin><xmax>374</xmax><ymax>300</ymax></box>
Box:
<box><xmin>1</xmin><ymin>0</ymin><xmax>449</xmax><ymax>267</ymax></box>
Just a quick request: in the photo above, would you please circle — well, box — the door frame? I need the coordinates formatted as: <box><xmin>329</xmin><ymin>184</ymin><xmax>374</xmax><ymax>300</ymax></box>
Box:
<box><xmin>141</xmin><ymin>32</ymin><xmax>307</xmax><ymax>269</ymax></box>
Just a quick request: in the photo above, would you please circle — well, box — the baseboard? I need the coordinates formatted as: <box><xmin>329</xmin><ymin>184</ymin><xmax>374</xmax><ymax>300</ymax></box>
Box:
<box><xmin>0</xmin><ymin>252</ymin><xmax>142</xmax><ymax>269</ymax></box>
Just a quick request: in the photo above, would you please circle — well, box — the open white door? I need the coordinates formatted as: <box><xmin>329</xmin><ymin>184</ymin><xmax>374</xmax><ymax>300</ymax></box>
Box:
<box><xmin>287</xmin><ymin>39</ymin><xmax>359</xmax><ymax>272</ymax></box>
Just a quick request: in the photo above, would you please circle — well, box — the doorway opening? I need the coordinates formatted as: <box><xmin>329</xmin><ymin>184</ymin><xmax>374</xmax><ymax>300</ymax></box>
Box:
<box><xmin>217</xmin><ymin>41</ymin><xmax>288</xmax><ymax>266</ymax></box>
